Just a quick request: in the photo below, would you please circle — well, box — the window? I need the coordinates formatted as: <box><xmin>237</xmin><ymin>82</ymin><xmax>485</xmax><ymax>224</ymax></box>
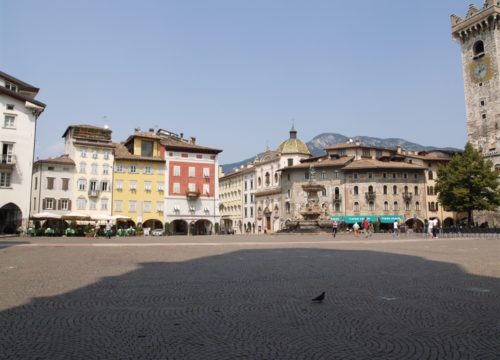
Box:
<box><xmin>47</xmin><ymin>177</ymin><xmax>55</xmax><ymax>190</ymax></box>
<box><xmin>116</xmin><ymin>180</ymin><xmax>123</xmax><ymax>190</ymax></box>
<box><xmin>173</xmin><ymin>182</ymin><xmax>180</xmax><ymax>194</ymax></box>
<box><xmin>362</xmin><ymin>149</ymin><xmax>370</xmax><ymax>157</ymax></box>
<box><xmin>101</xmin><ymin>199</ymin><xmax>108</xmax><ymax>210</ymax></box>
<box><xmin>392</xmin><ymin>173</ymin><xmax>396</xmax><ymax>179</ymax></box>
<box><xmin>79</xmin><ymin>163</ymin><xmax>86</xmax><ymax>174</ymax></box>
<box><xmin>416</xmin><ymin>201</ymin><xmax>420</xmax><ymax>211</ymax></box>
<box><xmin>115</xmin><ymin>200</ymin><xmax>122</xmax><ymax>211</ymax></box>
<box><xmin>78</xmin><ymin>179</ymin><xmax>86</xmax><ymax>191</ymax></box>
<box><xmin>141</xmin><ymin>140</ymin><xmax>153</xmax><ymax>157</ymax></box>
<box><xmin>157</xmin><ymin>182</ymin><xmax>164</xmax><ymax>191</ymax></box>
<box><xmin>80</xmin><ymin>149</ymin><xmax>86</xmax><ymax>158</ymax></box>
<box><xmin>304</xmin><ymin>170</ymin><xmax>309</xmax><ymax>180</ymax></box>
<box><xmin>92</xmin><ymin>150</ymin><xmax>98</xmax><ymax>159</ymax></box>
<box><xmin>334</xmin><ymin>203</ymin><xmax>340</xmax><ymax>212</ymax></box>
<box><xmin>45</xmin><ymin>198</ymin><xmax>54</xmax><ymax>210</ymax></box>
<box><xmin>144</xmin><ymin>181</ymin><xmax>152</xmax><ymax>191</ymax></box>
<box><xmin>368</xmin><ymin>185</ymin><xmax>374</xmax><ymax>193</ymax></box>
<box><xmin>429</xmin><ymin>202</ymin><xmax>435</xmax><ymax>211</ymax></box>
<box><xmin>250</xmin><ymin>207</ymin><xmax>254</xmax><ymax>216</ymax></box>
<box><xmin>77</xmin><ymin>198</ymin><xmax>86</xmax><ymax>210</ymax></box>
<box><xmin>62</xmin><ymin>178</ymin><xmax>69</xmax><ymax>191</ymax></box>
<box><xmin>129</xmin><ymin>180</ymin><xmax>137</xmax><ymax>190</ymax></box>
<box><xmin>275</xmin><ymin>173</ymin><xmax>279</xmax><ymax>184</ymax></box>
<box><xmin>245</xmin><ymin>207</ymin><xmax>248</xmax><ymax>217</ymax></box>
<box><xmin>129</xmin><ymin>165</ymin><xmax>137</xmax><ymax>173</ymax></box>
<box><xmin>368</xmin><ymin>172</ymin><xmax>373</xmax><ymax>179</ymax></box>
<box><xmin>89</xmin><ymin>180</ymin><xmax>98</xmax><ymax>191</ymax></box>
<box><xmin>47</xmin><ymin>166</ymin><xmax>55</xmax><ymax>171</ymax></box>
<box><xmin>321</xmin><ymin>188</ymin><xmax>327</xmax><ymax>197</ymax></box>
<box><xmin>5</xmin><ymin>82</ymin><xmax>17</xmax><ymax>91</ymax></box>
<box><xmin>115</xmin><ymin>164</ymin><xmax>123</xmax><ymax>172</ymax></box>
<box><xmin>34</xmin><ymin>177</ymin><xmax>38</xmax><ymax>190</ymax></box>
<box><xmin>394</xmin><ymin>201</ymin><xmax>399</xmax><ymax>211</ymax></box>
<box><xmin>428</xmin><ymin>170</ymin><xmax>433</xmax><ymax>180</ymax></box>
<box><xmin>91</xmin><ymin>164</ymin><xmax>98</xmax><ymax>174</ymax></box>
<box><xmin>173</xmin><ymin>166</ymin><xmax>181</xmax><ymax>176</ymax></box>
<box><xmin>129</xmin><ymin>201</ymin><xmax>136</xmax><ymax>212</ymax></box>
<box><xmin>250</xmin><ymin>180</ymin><xmax>253</xmax><ymax>189</ymax></box>
<box><xmin>369</xmin><ymin>201</ymin><xmax>374</xmax><ymax>211</ymax></box>
<box><xmin>60</xmin><ymin>199</ymin><xmax>70</xmax><ymax>211</ymax></box>
<box><xmin>188</xmin><ymin>183</ymin><xmax>196</xmax><ymax>192</ymax></box>
<box><xmin>6</xmin><ymin>104</ymin><xmax>14</xmax><ymax>110</ymax></box>
<box><xmin>403</xmin><ymin>173</ymin><xmax>408</xmax><ymax>179</ymax></box>
<box><xmin>288</xmin><ymin>158</ymin><xmax>293</xmax><ymax>167</ymax></box>
<box><xmin>101</xmin><ymin>181</ymin><xmax>109</xmax><ymax>192</ymax></box>
<box><xmin>4</xmin><ymin>115</ymin><xmax>15</xmax><ymax>128</ymax></box>
<box><xmin>157</xmin><ymin>201</ymin><xmax>164</xmax><ymax>212</ymax></box>
<box><xmin>89</xmin><ymin>199</ymin><xmax>97</xmax><ymax>210</ymax></box>
<box><xmin>286</xmin><ymin>190</ymin><xmax>290</xmax><ymax>199</ymax></box>
<box><xmin>144</xmin><ymin>201</ymin><xmax>151</xmax><ymax>213</ymax></box>
<box><xmin>383</xmin><ymin>173</ymin><xmax>387</xmax><ymax>179</ymax></box>
<box><xmin>144</xmin><ymin>166</ymin><xmax>152</xmax><ymax>175</ymax></box>
<box><xmin>103</xmin><ymin>164</ymin><xmax>110</xmax><ymax>175</ymax></box>
<box><xmin>353</xmin><ymin>186</ymin><xmax>359</xmax><ymax>195</ymax></box>
<box><xmin>354</xmin><ymin>173</ymin><xmax>358</xmax><ymax>180</ymax></box>
<box><xmin>104</xmin><ymin>151</ymin><xmax>110</xmax><ymax>160</ymax></box>
<box><xmin>384</xmin><ymin>201</ymin><xmax>389</xmax><ymax>211</ymax></box>
<box><xmin>203</xmin><ymin>167</ymin><xmax>210</xmax><ymax>177</ymax></box>
<box><xmin>376</xmin><ymin>150</ymin><xmax>382</xmax><ymax>158</ymax></box>
<box><xmin>393</xmin><ymin>185</ymin><xmax>398</xmax><ymax>195</ymax></box>
<box><xmin>405</xmin><ymin>201</ymin><xmax>410</xmax><ymax>211</ymax></box>
<box><xmin>473</xmin><ymin>40</ymin><xmax>485</xmax><ymax>59</ymax></box>
<box><xmin>203</xmin><ymin>183</ymin><xmax>210</xmax><ymax>195</ymax></box>
<box><xmin>353</xmin><ymin>201</ymin><xmax>360</xmax><ymax>212</ymax></box>
<box><xmin>265</xmin><ymin>172</ymin><xmax>270</xmax><ymax>186</ymax></box>
<box><xmin>189</xmin><ymin>167</ymin><xmax>195</xmax><ymax>177</ymax></box>
<box><xmin>414</xmin><ymin>186</ymin><xmax>419</xmax><ymax>195</ymax></box>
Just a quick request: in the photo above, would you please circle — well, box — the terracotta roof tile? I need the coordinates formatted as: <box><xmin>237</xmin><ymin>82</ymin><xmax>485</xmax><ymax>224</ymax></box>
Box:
<box><xmin>35</xmin><ymin>155</ymin><xmax>75</xmax><ymax>166</ymax></box>
<box><xmin>114</xmin><ymin>143</ymin><xmax>165</xmax><ymax>162</ymax></box>
<box><xmin>342</xmin><ymin>159</ymin><xmax>425</xmax><ymax>170</ymax></box>
<box><xmin>160</xmin><ymin>138</ymin><xmax>222</xmax><ymax>154</ymax></box>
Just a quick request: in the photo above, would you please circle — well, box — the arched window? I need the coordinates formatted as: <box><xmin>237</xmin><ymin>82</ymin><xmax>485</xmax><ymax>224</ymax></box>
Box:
<box><xmin>354</xmin><ymin>186</ymin><xmax>359</xmax><ymax>195</ymax></box>
<box><xmin>369</xmin><ymin>201</ymin><xmax>374</xmax><ymax>211</ymax></box>
<box><xmin>473</xmin><ymin>40</ymin><xmax>485</xmax><ymax>59</ymax></box>
<box><xmin>436</xmin><ymin>202</ymin><xmax>439</xmax><ymax>211</ymax></box>
<box><xmin>368</xmin><ymin>185</ymin><xmax>374</xmax><ymax>193</ymax></box>
<box><xmin>394</xmin><ymin>201</ymin><xmax>399</xmax><ymax>211</ymax></box>
<box><xmin>393</xmin><ymin>185</ymin><xmax>398</xmax><ymax>195</ymax></box>
<box><xmin>321</xmin><ymin>188</ymin><xmax>327</xmax><ymax>196</ymax></box>
<box><xmin>416</xmin><ymin>201</ymin><xmax>420</xmax><ymax>211</ymax></box>
<box><xmin>258</xmin><ymin>177</ymin><xmax>262</xmax><ymax>187</ymax></box>
<box><xmin>414</xmin><ymin>186</ymin><xmax>419</xmax><ymax>195</ymax></box>
<box><xmin>384</xmin><ymin>201</ymin><xmax>389</xmax><ymax>211</ymax></box>
<box><xmin>383</xmin><ymin>185</ymin><xmax>387</xmax><ymax>195</ymax></box>
<box><xmin>274</xmin><ymin>173</ymin><xmax>279</xmax><ymax>184</ymax></box>
<box><xmin>429</xmin><ymin>202</ymin><xmax>435</xmax><ymax>211</ymax></box>
<box><xmin>334</xmin><ymin>187</ymin><xmax>340</xmax><ymax>200</ymax></box>
<box><xmin>353</xmin><ymin>201</ymin><xmax>360</xmax><ymax>212</ymax></box>
<box><xmin>285</xmin><ymin>202</ymin><xmax>291</xmax><ymax>214</ymax></box>
<box><xmin>405</xmin><ymin>201</ymin><xmax>410</xmax><ymax>211</ymax></box>
<box><xmin>404</xmin><ymin>185</ymin><xmax>408</xmax><ymax>194</ymax></box>
<box><xmin>265</xmin><ymin>173</ymin><xmax>270</xmax><ymax>186</ymax></box>
<box><xmin>428</xmin><ymin>170</ymin><xmax>434</xmax><ymax>180</ymax></box>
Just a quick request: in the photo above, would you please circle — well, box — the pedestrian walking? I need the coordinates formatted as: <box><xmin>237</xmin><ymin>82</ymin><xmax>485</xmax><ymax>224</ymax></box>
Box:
<box><xmin>432</xmin><ymin>218</ymin><xmax>438</xmax><ymax>238</ymax></box>
<box><xmin>105</xmin><ymin>220</ymin><xmax>112</xmax><ymax>239</ymax></box>
<box><xmin>332</xmin><ymin>220</ymin><xmax>338</xmax><ymax>238</ymax></box>
<box><xmin>353</xmin><ymin>222</ymin><xmax>360</xmax><ymax>237</ymax></box>
<box><xmin>393</xmin><ymin>220</ymin><xmax>399</xmax><ymax>237</ymax></box>
<box><xmin>428</xmin><ymin>218</ymin><xmax>434</xmax><ymax>238</ymax></box>
<box><xmin>369</xmin><ymin>222</ymin><xmax>374</xmax><ymax>237</ymax></box>
<box><xmin>94</xmin><ymin>222</ymin><xmax>100</xmax><ymax>237</ymax></box>
<box><xmin>362</xmin><ymin>218</ymin><xmax>370</xmax><ymax>238</ymax></box>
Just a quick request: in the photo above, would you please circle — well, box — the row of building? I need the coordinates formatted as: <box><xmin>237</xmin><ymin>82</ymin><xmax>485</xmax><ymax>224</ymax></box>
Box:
<box><xmin>220</xmin><ymin>128</ymin><xmax>460</xmax><ymax>234</ymax></box>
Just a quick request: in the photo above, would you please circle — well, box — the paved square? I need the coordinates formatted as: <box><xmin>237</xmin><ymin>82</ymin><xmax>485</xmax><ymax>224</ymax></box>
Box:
<box><xmin>1</xmin><ymin>234</ymin><xmax>499</xmax><ymax>359</ymax></box>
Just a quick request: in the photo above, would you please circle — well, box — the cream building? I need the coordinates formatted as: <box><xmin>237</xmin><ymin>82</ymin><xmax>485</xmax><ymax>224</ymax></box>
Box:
<box><xmin>254</xmin><ymin>127</ymin><xmax>311</xmax><ymax>233</ymax></box>
<box><xmin>62</xmin><ymin>125</ymin><xmax>115</xmax><ymax>217</ymax></box>
<box><xmin>0</xmin><ymin>71</ymin><xmax>45</xmax><ymax>233</ymax></box>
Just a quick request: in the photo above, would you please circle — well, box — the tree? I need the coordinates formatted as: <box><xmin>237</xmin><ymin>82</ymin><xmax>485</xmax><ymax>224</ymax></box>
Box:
<box><xmin>435</xmin><ymin>143</ymin><xmax>500</xmax><ymax>226</ymax></box>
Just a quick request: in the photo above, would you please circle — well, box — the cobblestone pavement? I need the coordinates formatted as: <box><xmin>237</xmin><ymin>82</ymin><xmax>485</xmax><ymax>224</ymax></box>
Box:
<box><xmin>1</xmin><ymin>234</ymin><xmax>499</xmax><ymax>359</ymax></box>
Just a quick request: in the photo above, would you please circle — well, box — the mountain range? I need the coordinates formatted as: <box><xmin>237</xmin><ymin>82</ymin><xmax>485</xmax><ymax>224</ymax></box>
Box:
<box><xmin>221</xmin><ymin>133</ymin><xmax>461</xmax><ymax>174</ymax></box>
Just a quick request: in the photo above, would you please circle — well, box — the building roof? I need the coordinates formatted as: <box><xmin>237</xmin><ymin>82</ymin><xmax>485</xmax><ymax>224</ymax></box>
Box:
<box><xmin>342</xmin><ymin>159</ymin><xmax>425</xmax><ymax>171</ymax></box>
<box><xmin>34</xmin><ymin>154</ymin><xmax>75</xmax><ymax>166</ymax></box>
<box><xmin>0</xmin><ymin>86</ymin><xmax>46</xmax><ymax>108</ymax></box>
<box><xmin>254</xmin><ymin>188</ymin><xmax>282</xmax><ymax>197</ymax></box>
<box><xmin>160</xmin><ymin>137</ymin><xmax>222</xmax><ymax>154</ymax></box>
<box><xmin>114</xmin><ymin>143</ymin><xmax>165</xmax><ymax>162</ymax></box>
<box><xmin>0</xmin><ymin>71</ymin><xmax>40</xmax><ymax>92</ymax></box>
<box><xmin>62</xmin><ymin>124</ymin><xmax>112</xmax><ymax>139</ymax></box>
<box><xmin>124</xmin><ymin>131</ymin><xmax>162</xmax><ymax>145</ymax></box>
<box><xmin>220</xmin><ymin>165</ymin><xmax>255</xmax><ymax>180</ymax></box>
<box><xmin>325</xmin><ymin>142</ymin><xmax>394</xmax><ymax>152</ymax></box>
<box><xmin>276</xmin><ymin>127</ymin><xmax>311</xmax><ymax>156</ymax></box>
<box><xmin>281</xmin><ymin>156</ymin><xmax>354</xmax><ymax>170</ymax></box>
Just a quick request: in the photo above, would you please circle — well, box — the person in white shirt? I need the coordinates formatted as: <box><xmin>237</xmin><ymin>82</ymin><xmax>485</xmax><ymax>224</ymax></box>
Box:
<box><xmin>393</xmin><ymin>220</ymin><xmax>399</xmax><ymax>237</ymax></box>
<box><xmin>428</xmin><ymin>219</ymin><xmax>434</xmax><ymax>238</ymax></box>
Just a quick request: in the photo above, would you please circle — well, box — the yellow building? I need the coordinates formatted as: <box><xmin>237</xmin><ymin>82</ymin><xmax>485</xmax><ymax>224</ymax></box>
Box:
<box><xmin>112</xmin><ymin>131</ymin><xmax>165</xmax><ymax>230</ymax></box>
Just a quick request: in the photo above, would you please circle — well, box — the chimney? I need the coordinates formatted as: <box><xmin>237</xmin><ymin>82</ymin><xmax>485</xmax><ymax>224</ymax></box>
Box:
<box><xmin>396</xmin><ymin>144</ymin><xmax>402</xmax><ymax>154</ymax></box>
<box><xmin>180</xmin><ymin>133</ymin><xmax>184</xmax><ymax>139</ymax></box>
<box><xmin>148</xmin><ymin>128</ymin><xmax>154</xmax><ymax>132</ymax></box>
<box><xmin>355</xmin><ymin>138</ymin><xmax>361</xmax><ymax>146</ymax></box>
<box><xmin>191</xmin><ymin>136</ymin><xmax>196</xmax><ymax>144</ymax></box>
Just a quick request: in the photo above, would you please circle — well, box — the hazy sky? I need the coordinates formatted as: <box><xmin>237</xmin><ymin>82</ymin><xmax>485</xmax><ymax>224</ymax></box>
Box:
<box><xmin>1</xmin><ymin>0</ymin><xmax>473</xmax><ymax>163</ymax></box>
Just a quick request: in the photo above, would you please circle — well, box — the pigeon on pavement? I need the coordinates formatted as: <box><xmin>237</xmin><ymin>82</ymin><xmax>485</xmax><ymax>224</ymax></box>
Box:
<box><xmin>312</xmin><ymin>291</ymin><xmax>325</xmax><ymax>302</ymax></box>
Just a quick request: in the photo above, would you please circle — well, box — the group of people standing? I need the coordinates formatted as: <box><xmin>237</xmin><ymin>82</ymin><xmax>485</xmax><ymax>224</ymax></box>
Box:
<box><xmin>332</xmin><ymin>218</ymin><xmax>373</xmax><ymax>238</ymax></box>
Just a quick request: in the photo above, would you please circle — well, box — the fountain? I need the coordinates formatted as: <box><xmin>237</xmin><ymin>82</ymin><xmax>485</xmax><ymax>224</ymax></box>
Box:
<box><xmin>285</xmin><ymin>166</ymin><xmax>331</xmax><ymax>232</ymax></box>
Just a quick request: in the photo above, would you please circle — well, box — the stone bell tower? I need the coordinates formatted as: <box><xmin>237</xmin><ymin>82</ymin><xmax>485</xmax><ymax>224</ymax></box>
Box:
<box><xmin>451</xmin><ymin>1</ymin><xmax>500</xmax><ymax>168</ymax></box>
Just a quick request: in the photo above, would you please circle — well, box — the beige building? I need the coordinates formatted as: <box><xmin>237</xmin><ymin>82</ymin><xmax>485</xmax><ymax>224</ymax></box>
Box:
<box><xmin>219</xmin><ymin>168</ymin><xmax>245</xmax><ymax>234</ymax></box>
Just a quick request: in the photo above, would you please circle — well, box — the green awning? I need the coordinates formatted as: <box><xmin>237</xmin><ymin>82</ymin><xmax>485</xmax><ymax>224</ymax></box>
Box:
<box><xmin>345</xmin><ymin>215</ymin><xmax>376</xmax><ymax>224</ymax></box>
<box><xmin>330</xmin><ymin>216</ymin><xmax>344</xmax><ymax>222</ymax></box>
<box><xmin>378</xmin><ymin>215</ymin><xmax>404</xmax><ymax>223</ymax></box>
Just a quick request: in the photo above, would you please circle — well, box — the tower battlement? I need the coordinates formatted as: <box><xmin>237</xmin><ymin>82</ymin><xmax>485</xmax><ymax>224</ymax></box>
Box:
<box><xmin>451</xmin><ymin>1</ymin><xmax>500</xmax><ymax>42</ymax></box>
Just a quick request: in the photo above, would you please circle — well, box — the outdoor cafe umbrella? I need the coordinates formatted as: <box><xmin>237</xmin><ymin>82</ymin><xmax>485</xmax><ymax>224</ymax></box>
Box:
<box><xmin>61</xmin><ymin>212</ymin><xmax>92</xmax><ymax>221</ymax></box>
<box><xmin>31</xmin><ymin>212</ymin><xmax>62</xmax><ymax>220</ymax></box>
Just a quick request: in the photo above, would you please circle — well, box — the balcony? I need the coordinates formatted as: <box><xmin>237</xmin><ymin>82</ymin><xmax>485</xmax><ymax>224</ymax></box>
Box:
<box><xmin>186</xmin><ymin>190</ymin><xmax>200</xmax><ymax>200</ymax></box>
<box><xmin>333</xmin><ymin>195</ymin><xmax>342</xmax><ymax>203</ymax></box>
<box><xmin>402</xmin><ymin>192</ymin><xmax>413</xmax><ymax>201</ymax></box>
<box><xmin>88</xmin><ymin>189</ymin><xmax>100</xmax><ymax>197</ymax></box>
<box><xmin>365</xmin><ymin>192</ymin><xmax>376</xmax><ymax>201</ymax></box>
<box><xmin>0</xmin><ymin>154</ymin><xmax>16</xmax><ymax>169</ymax></box>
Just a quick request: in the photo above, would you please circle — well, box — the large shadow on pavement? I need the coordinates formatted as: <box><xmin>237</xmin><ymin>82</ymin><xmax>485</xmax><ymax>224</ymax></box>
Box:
<box><xmin>1</xmin><ymin>248</ymin><xmax>499</xmax><ymax>360</ymax></box>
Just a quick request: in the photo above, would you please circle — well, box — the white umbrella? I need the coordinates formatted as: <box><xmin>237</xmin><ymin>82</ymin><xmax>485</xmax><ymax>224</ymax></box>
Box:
<box><xmin>91</xmin><ymin>214</ymin><xmax>112</xmax><ymax>221</ymax></box>
<box><xmin>31</xmin><ymin>212</ymin><xmax>62</xmax><ymax>219</ymax></box>
<box><xmin>109</xmin><ymin>215</ymin><xmax>131</xmax><ymax>221</ymax></box>
<box><xmin>61</xmin><ymin>212</ymin><xmax>92</xmax><ymax>221</ymax></box>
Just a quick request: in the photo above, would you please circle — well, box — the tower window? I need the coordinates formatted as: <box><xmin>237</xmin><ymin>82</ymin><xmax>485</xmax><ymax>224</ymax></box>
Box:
<box><xmin>480</xmin><ymin>100</ymin><xmax>485</xmax><ymax>106</ymax></box>
<box><xmin>482</xmin><ymin>114</ymin><xmax>487</xmax><ymax>119</ymax></box>
<box><xmin>473</xmin><ymin>40</ymin><xmax>485</xmax><ymax>59</ymax></box>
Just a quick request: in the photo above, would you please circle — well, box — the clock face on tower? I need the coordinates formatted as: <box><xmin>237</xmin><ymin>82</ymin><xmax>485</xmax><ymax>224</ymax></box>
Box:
<box><xmin>470</xmin><ymin>56</ymin><xmax>492</xmax><ymax>83</ymax></box>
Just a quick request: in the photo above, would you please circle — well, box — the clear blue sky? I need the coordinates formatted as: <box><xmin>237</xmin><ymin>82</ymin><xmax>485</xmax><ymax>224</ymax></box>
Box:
<box><xmin>1</xmin><ymin>0</ymin><xmax>473</xmax><ymax>163</ymax></box>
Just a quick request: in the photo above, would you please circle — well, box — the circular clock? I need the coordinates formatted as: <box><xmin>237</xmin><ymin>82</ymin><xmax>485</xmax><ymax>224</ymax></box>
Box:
<box><xmin>473</xmin><ymin>62</ymin><xmax>488</xmax><ymax>82</ymax></box>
